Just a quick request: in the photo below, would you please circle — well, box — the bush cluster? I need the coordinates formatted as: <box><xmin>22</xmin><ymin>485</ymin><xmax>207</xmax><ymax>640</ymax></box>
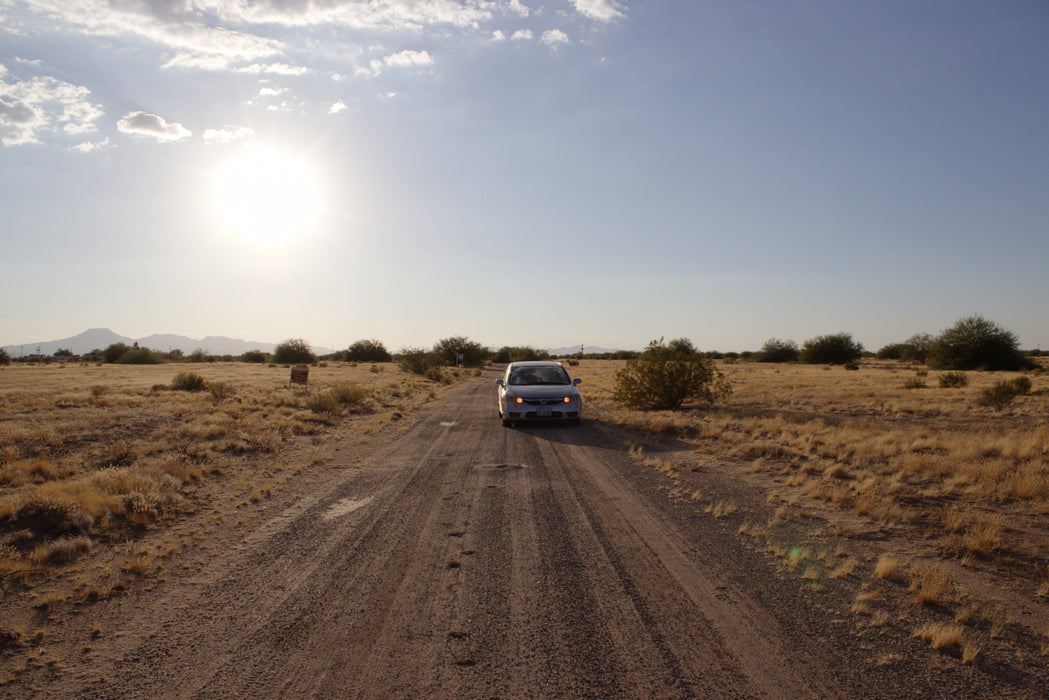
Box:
<box><xmin>613</xmin><ymin>338</ymin><xmax>731</xmax><ymax>411</ymax></box>
<box><xmin>927</xmin><ymin>316</ymin><xmax>1029</xmax><ymax>371</ymax></box>
<box><xmin>799</xmin><ymin>333</ymin><xmax>864</xmax><ymax>365</ymax></box>
<box><xmin>756</xmin><ymin>338</ymin><xmax>799</xmax><ymax>363</ymax></box>
<box><xmin>170</xmin><ymin>372</ymin><xmax>208</xmax><ymax>392</ymax></box>
<box><xmin>0</xmin><ymin>348</ymin><xmax>10</xmax><ymax>366</ymax></box>
<box><xmin>273</xmin><ymin>338</ymin><xmax>317</xmax><ymax>365</ymax></box>
<box><xmin>978</xmin><ymin>377</ymin><xmax>1032</xmax><ymax>408</ymax></box>
<box><xmin>343</xmin><ymin>339</ymin><xmax>391</xmax><ymax>363</ymax></box>
<box><xmin>491</xmin><ymin>346</ymin><xmax>550</xmax><ymax>363</ymax></box>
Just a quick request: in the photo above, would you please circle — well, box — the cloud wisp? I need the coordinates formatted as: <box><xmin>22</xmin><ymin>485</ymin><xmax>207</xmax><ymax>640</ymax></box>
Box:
<box><xmin>116</xmin><ymin>110</ymin><xmax>191</xmax><ymax>142</ymax></box>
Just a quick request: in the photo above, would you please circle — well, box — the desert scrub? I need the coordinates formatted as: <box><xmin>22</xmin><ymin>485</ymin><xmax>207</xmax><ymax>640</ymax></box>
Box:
<box><xmin>613</xmin><ymin>338</ymin><xmax>730</xmax><ymax>410</ymax></box>
<box><xmin>170</xmin><ymin>372</ymin><xmax>207</xmax><ymax>392</ymax></box>
<box><xmin>938</xmin><ymin>372</ymin><xmax>969</xmax><ymax>388</ymax></box>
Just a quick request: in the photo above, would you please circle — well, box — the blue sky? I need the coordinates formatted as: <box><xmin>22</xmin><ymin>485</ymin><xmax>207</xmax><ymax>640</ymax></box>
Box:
<box><xmin>2</xmin><ymin>0</ymin><xmax>1047</xmax><ymax>353</ymax></box>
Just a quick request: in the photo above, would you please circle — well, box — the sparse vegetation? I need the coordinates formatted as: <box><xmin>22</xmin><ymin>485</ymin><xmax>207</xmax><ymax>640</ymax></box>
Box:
<box><xmin>343</xmin><ymin>339</ymin><xmax>391</xmax><ymax>363</ymax></box>
<box><xmin>170</xmin><ymin>372</ymin><xmax>208</xmax><ymax>392</ymax></box>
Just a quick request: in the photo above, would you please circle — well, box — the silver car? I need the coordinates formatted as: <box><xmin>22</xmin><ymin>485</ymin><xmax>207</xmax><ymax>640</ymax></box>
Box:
<box><xmin>496</xmin><ymin>361</ymin><xmax>582</xmax><ymax>427</ymax></box>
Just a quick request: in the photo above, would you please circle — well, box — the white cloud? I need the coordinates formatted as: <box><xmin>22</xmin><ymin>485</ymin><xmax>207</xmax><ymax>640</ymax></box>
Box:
<box><xmin>506</xmin><ymin>0</ymin><xmax>531</xmax><ymax>18</ymax></box>
<box><xmin>203</xmin><ymin>124</ymin><xmax>255</xmax><ymax>143</ymax></box>
<box><xmin>540</xmin><ymin>29</ymin><xmax>570</xmax><ymax>49</ymax></box>
<box><xmin>116</xmin><ymin>111</ymin><xmax>191</xmax><ymax>142</ymax></box>
<box><xmin>72</xmin><ymin>137</ymin><xmax>110</xmax><ymax>153</ymax></box>
<box><xmin>571</xmin><ymin>0</ymin><xmax>625</xmax><ymax>22</ymax></box>
<box><xmin>0</xmin><ymin>67</ymin><xmax>103</xmax><ymax>146</ymax></box>
<box><xmin>511</xmin><ymin>29</ymin><xmax>533</xmax><ymax>41</ymax></box>
<box><xmin>490</xmin><ymin>29</ymin><xmax>506</xmax><ymax>42</ymax></box>
<box><xmin>235</xmin><ymin>63</ymin><xmax>311</xmax><ymax>76</ymax></box>
<box><xmin>328</xmin><ymin>100</ymin><xmax>347</xmax><ymax>114</ymax></box>
<box><xmin>257</xmin><ymin>87</ymin><xmax>286</xmax><ymax>97</ymax></box>
<box><xmin>384</xmin><ymin>49</ymin><xmax>434</xmax><ymax>68</ymax></box>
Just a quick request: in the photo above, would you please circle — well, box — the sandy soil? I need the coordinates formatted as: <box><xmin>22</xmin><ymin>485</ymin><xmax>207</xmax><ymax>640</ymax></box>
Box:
<box><xmin>4</xmin><ymin>366</ymin><xmax>1045</xmax><ymax>698</ymax></box>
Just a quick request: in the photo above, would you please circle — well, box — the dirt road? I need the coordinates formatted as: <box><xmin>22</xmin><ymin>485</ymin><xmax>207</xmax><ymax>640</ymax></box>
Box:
<box><xmin>11</xmin><ymin>367</ymin><xmax>1027</xmax><ymax>698</ymax></box>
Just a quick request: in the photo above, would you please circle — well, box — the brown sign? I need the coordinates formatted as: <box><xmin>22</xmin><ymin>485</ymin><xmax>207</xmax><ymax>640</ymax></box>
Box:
<box><xmin>290</xmin><ymin>366</ymin><xmax>309</xmax><ymax>388</ymax></box>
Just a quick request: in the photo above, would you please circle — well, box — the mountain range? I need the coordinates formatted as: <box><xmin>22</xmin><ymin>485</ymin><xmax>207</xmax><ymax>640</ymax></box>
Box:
<box><xmin>3</xmin><ymin>329</ymin><xmax>619</xmax><ymax>359</ymax></box>
<box><xmin>1</xmin><ymin>328</ymin><xmax>329</xmax><ymax>357</ymax></box>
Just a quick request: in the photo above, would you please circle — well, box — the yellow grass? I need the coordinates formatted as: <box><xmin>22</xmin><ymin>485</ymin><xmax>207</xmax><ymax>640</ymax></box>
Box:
<box><xmin>0</xmin><ymin>361</ymin><xmax>462</xmax><ymax>583</ymax></box>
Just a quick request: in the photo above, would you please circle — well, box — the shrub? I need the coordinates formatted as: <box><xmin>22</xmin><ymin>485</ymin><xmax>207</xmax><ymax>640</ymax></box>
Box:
<box><xmin>876</xmin><ymin>343</ymin><xmax>906</xmax><ymax>360</ymax></box>
<box><xmin>757</xmin><ymin>338</ymin><xmax>799</xmax><ymax>363</ymax></box>
<box><xmin>397</xmin><ymin>347</ymin><xmax>440</xmax><ymax>375</ymax></box>
<box><xmin>612</xmin><ymin>338</ymin><xmax>731</xmax><ymax>411</ymax></box>
<box><xmin>207</xmin><ymin>381</ymin><xmax>236</xmax><ymax>401</ymax></box>
<box><xmin>305</xmin><ymin>392</ymin><xmax>341</xmax><ymax>416</ymax></box>
<box><xmin>901</xmin><ymin>333</ymin><xmax>934</xmax><ymax>364</ymax></box>
<box><xmin>116</xmin><ymin>347</ymin><xmax>162</xmax><ymax>365</ymax></box>
<box><xmin>240</xmin><ymin>350</ymin><xmax>268</xmax><ymax>363</ymax></box>
<box><xmin>1011</xmin><ymin>375</ymin><xmax>1032</xmax><ymax>395</ymax></box>
<box><xmin>103</xmin><ymin>343</ymin><xmax>131</xmax><ymax>364</ymax></box>
<box><xmin>345</xmin><ymin>339</ymin><xmax>391</xmax><ymax>363</ymax></box>
<box><xmin>273</xmin><ymin>338</ymin><xmax>317</xmax><ymax>365</ymax></box>
<box><xmin>938</xmin><ymin>372</ymin><xmax>969</xmax><ymax>388</ymax></box>
<box><xmin>491</xmin><ymin>346</ymin><xmax>550</xmax><ymax>363</ymax></box>
<box><xmin>330</xmin><ymin>384</ymin><xmax>368</xmax><ymax>406</ymax></box>
<box><xmin>170</xmin><ymin>372</ymin><xmax>207</xmax><ymax>392</ymax></box>
<box><xmin>666</xmin><ymin>338</ymin><xmax>697</xmax><ymax>355</ymax></box>
<box><xmin>799</xmin><ymin>333</ymin><xmax>864</xmax><ymax>365</ymax></box>
<box><xmin>433</xmin><ymin>336</ymin><xmax>488</xmax><ymax>368</ymax></box>
<box><xmin>0</xmin><ymin>348</ymin><xmax>9</xmax><ymax>366</ymax></box>
<box><xmin>978</xmin><ymin>381</ymin><xmax>1020</xmax><ymax>408</ymax></box>
<box><xmin>843</xmin><ymin>361</ymin><xmax>860</xmax><ymax>371</ymax></box>
<box><xmin>927</xmin><ymin>315</ymin><xmax>1029</xmax><ymax>371</ymax></box>
<box><xmin>187</xmin><ymin>348</ymin><xmax>210</xmax><ymax>363</ymax></box>
<box><xmin>902</xmin><ymin>377</ymin><xmax>927</xmax><ymax>389</ymax></box>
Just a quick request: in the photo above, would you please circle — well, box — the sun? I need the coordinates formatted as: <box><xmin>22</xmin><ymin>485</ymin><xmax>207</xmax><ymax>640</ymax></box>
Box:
<box><xmin>215</xmin><ymin>148</ymin><xmax>319</xmax><ymax>244</ymax></box>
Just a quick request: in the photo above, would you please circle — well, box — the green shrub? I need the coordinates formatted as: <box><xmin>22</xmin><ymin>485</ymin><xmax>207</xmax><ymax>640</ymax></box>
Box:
<box><xmin>938</xmin><ymin>372</ymin><xmax>969</xmax><ymax>388</ymax></box>
<box><xmin>170</xmin><ymin>372</ymin><xmax>207</xmax><ymax>392</ymax></box>
<box><xmin>757</xmin><ymin>338</ymin><xmax>799</xmax><ymax>363</ymax></box>
<box><xmin>345</xmin><ymin>339</ymin><xmax>392</xmax><ymax>363</ymax></box>
<box><xmin>928</xmin><ymin>315</ymin><xmax>1029</xmax><ymax>371</ymax></box>
<box><xmin>1010</xmin><ymin>375</ymin><xmax>1032</xmax><ymax>395</ymax></box>
<box><xmin>240</xmin><ymin>350</ymin><xmax>268</xmax><ymax>363</ymax></box>
<box><xmin>613</xmin><ymin>338</ymin><xmax>731</xmax><ymax>411</ymax></box>
<box><xmin>902</xmin><ymin>377</ymin><xmax>927</xmax><ymax>389</ymax></box>
<box><xmin>397</xmin><ymin>347</ymin><xmax>441</xmax><ymax>375</ymax></box>
<box><xmin>116</xmin><ymin>347</ymin><xmax>163</xmax><ymax>365</ymax></box>
<box><xmin>433</xmin><ymin>336</ymin><xmax>488</xmax><ymax>368</ymax></box>
<box><xmin>273</xmin><ymin>338</ymin><xmax>317</xmax><ymax>365</ymax></box>
<box><xmin>979</xmin><ymin>381</ymin><xmax>1020</xmax><ymax>408</ymax></box>
<box><xmin>103</xmin><ymin>343</ymin><xmax>131</xmax><ymax>364</ymax></box>
<box><xmin>843</xmin><ymin>361</ymin><xmax>860</xmax><ymax>371</ymax></box>
<box><xmin>799</xmin><ymin>333</ymin><xmax>864</xmax><ymax>365</ymax></box>
<box><xmin>491</xmin><ymin>346</ymin><xmax>551</xmax><ymax>363</ymax></box>
<box><xmin>0</xmin><ymin>348</ymin><xmax>10</xmax><ymax>366</ymax></box>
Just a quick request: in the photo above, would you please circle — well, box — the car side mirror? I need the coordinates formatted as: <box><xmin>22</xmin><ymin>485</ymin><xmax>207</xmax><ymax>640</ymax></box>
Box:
<box><xmin>495</xmin><ymin>379</ymin><xmax>504</xmax><ymax>387</ymax></box>
<box><xmin>573</xmin><ymin>378</ymin><xmax>582</xmax><ymax>385</ymax></box>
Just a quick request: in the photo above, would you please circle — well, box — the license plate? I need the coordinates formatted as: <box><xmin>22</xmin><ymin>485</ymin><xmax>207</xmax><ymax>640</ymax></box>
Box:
<box><xmin>536</xmin><ymin>407</ymin><xmax>552</xmax><ymax>417</ymax></box>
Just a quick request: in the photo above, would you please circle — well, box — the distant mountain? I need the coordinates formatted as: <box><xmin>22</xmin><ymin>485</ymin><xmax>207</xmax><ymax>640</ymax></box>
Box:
<box><xmin>1</xmin><ymin>328</ymin><xmax>331</xmax><ymax>358</ymax></box>
<box><xmin>547</xmin><ymin>345</ymin><xmax>626</xmax><ymax>356</ymax></box>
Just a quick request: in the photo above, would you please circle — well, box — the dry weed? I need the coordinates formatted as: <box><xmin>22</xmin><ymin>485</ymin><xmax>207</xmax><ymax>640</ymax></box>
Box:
<box><xmin>911</xmin><ymin>563</ymin><xmax>953</xmax><ymax>606</ymax></box>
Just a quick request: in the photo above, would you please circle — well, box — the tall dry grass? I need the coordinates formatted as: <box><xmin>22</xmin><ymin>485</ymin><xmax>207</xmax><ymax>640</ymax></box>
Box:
<box><xmin>0</xmin><ymin>361</ymin><xmax>460</xmax><ymax>582</ymax></box>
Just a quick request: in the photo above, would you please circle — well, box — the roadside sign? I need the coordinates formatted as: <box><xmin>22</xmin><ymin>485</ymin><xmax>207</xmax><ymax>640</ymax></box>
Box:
<box><xmin>290</xmin><ymin>366</ymin><xmax>309</xmax><ymax>390</ymax></box>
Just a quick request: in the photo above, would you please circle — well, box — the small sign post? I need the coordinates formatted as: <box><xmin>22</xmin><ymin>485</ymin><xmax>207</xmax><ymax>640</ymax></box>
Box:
<box><xmin>290</xmin><ymin>366</ymin><xmax>309</xmax><ymax>391</ymax></box>
<box><xmin>456</xmin><ymin>353</ymin><xmax>464</xmax><ymax>368</ymax></box>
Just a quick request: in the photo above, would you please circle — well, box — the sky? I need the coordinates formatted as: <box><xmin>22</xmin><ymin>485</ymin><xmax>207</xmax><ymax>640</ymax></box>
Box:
<box><xmin>2</xmin><ymin>0</ymin><xmax>1047</xmax><ymax>354</ymax></box>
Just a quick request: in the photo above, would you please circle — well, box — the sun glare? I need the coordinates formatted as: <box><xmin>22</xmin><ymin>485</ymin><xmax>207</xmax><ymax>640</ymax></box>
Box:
<box><xmin>215</xmin><ymin>148</ymin><xmax>319</xmax><ymax>244</ymax></box>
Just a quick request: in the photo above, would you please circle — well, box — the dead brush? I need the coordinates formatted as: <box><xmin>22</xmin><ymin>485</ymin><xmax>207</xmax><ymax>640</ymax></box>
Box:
<box><xmin>911</xmin><ymin>563</ymin><xmax>953</xmax><ymax>606</ymax></box>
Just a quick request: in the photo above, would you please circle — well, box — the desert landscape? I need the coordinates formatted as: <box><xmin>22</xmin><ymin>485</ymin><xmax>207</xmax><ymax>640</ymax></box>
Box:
<box><xmin>1</xmin><ymin>355</ymin><xmax>1046</xmax><ymax>697</ymax></box>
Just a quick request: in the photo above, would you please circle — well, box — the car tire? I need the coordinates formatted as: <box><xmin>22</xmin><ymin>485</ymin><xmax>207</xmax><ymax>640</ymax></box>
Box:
<box><xmin>502</xmin><ymin>418</ymin><xmax>513</xmax><ymax>428</ymax></box>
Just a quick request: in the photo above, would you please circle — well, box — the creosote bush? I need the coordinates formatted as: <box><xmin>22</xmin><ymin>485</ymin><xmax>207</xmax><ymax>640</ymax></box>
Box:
<box><xmin>613</xmin><ymin>338</ymin><xmax>731</xmax><ymax>411</ymax></box>
<box><xmin>978</xmin><ymin>378</ymin><xmax>1031</xmax><ymax>408</ymax></box>
<box><xmin>756</xmin><ymin>338</ymin><xmax>799</xmax><ymax>363</ymax></box>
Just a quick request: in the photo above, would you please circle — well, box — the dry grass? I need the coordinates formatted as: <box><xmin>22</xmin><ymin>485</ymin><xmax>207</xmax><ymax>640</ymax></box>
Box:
<box><xmin>0</xmin><ymin>361</ymin><xmax>461</xmax><ymax>584</ymax></box>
